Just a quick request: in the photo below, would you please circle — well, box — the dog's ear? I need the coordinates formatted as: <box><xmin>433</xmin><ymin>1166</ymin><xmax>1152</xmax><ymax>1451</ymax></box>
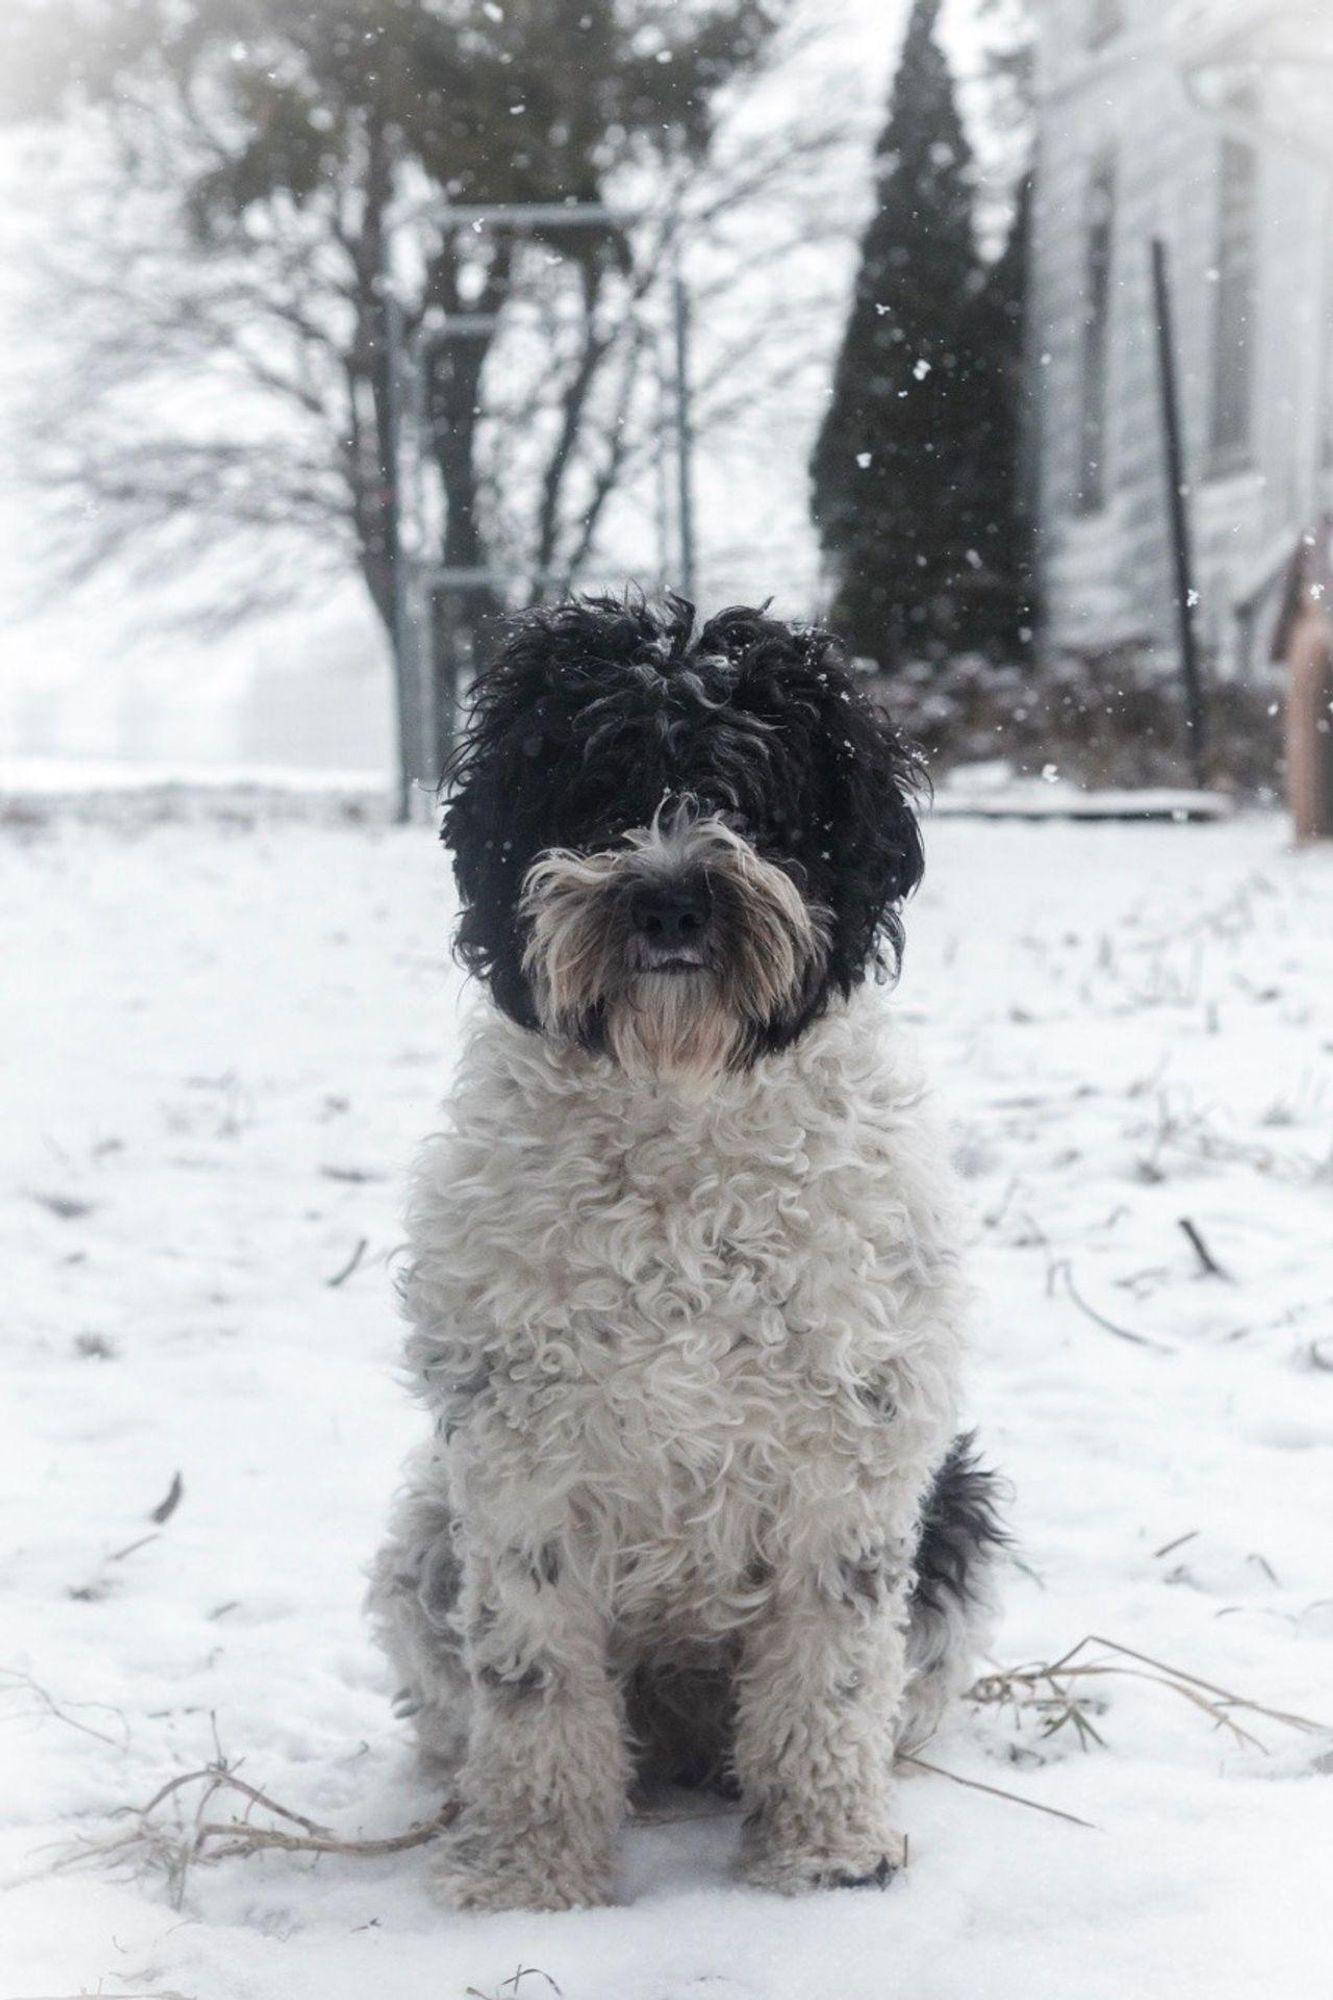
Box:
<box><xmin>440</xmin><ymin>611</ymin><xmax>569</xmax><ymax>1029</ymax></box>
<box><xmin>705</xmin><ymin>612</ymin><xmax>926</xmax><ymax>983</ymax></box>
<box><xmin>805</xmin><ymin>628</ymin><xmax>926</xmax><ymax>979</ymax></box>
<box><xmin>441</xmin><ymin>595</ymin><xmax>688</xmax><ymax>1025</ymax></box>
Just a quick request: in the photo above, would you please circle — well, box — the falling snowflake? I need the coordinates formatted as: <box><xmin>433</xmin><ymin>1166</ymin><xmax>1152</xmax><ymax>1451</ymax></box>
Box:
<box><xmin>913</xmin><ymin>359</ymin><xmax>931</xmax><ymax>381</ymax></box>
<box><xmin>855</xmin><ymin>452</ymin><xmax>872</xmax><ymax>469</ymax></box>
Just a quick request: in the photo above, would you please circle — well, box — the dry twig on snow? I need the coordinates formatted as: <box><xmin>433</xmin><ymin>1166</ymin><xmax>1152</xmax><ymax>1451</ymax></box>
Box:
<box><xmin>1178</xmin><ymin>1217</ymin><xmax>1232</xmax><ymax>1282</ymax></box>
<box><xmin>38</xmin><ymin>1633</ymin><xmax>1331</xmax><ymax>1906</ymax></box>
<box><xmin>51</xmin><ymin>1755</ymin><xmax>457</xmax><ymax>1909</ymax></box>
<box><xmin>0</xmin><ymin>1665</ymin><xmax>131</xmax><ymax>1750</ymax></box>
<box><xmin>1046</xmin><ymin>1258</ymin><xmax>1176</xmax><ymax>1353</ymax></box>
<box><xmin>896</xmin><ymin>1752</ymin><xmax>1098</xmax><ymax>1830</ymax></box>
<box><xmin>325</xmin><ymin>1235</ymin><xmax>369</xmax><ymax>1287</ymax></box>
<box><xmin>969</xmin><ymin>1633</ymin><xmax>1329</xmax><ymax>1755</ymax></box>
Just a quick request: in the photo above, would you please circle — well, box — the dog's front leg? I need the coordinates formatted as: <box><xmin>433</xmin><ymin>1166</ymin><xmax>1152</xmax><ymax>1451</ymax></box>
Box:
<box><xmin>431</xmin><ymin>1540</ymin><xmax>629</xmax><ymax>1913</ymax></box>
<box><xmin>735</xmin><ymin>1532</ymin><xmax>915</xmax><ymax>1895</ymax></box>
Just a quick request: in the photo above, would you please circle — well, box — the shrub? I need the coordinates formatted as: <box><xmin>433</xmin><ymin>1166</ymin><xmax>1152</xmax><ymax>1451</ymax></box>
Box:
<box><xmin>872</xmin><ymin>649</ymin><xmax>1282</xmax><ymax>796</ymax></box>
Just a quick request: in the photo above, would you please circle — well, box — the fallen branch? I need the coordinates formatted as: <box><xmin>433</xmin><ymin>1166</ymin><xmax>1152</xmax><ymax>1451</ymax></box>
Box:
<box><xmin>0</xmin><ymin>1666</ymin><xmax>131</xmax><ymax>1750</ymax></box>
<box><xmin>109</xmin><ymin>1532</ymin><xmax>161</xmax><ymax>1564</ymax></box>
<box><xmin>1178</xmin><ymin>1217</ymin><xmax>1232</xmax><ymax>1282</ymax></box>
<box><xmin>51</xmin><ymin>1756</ymin><xmax>457</xmax><ymax>1907</ymax></box>
<box><xmin>326</xmin><ymin>1236</ymin><xmax>369</xmax><ymax>1288</ymax></box>
<box><xmin>1049</xmin><ymin>1260</ymin><xmax>1176</xmax><ymax>1352</ymax></box>
<box><xmin>1152</xmin><ymin>1528</ymin><xmax>1200</xmax><ymax>1560</ymax></box>
<box><xmin>970</xmin><ymin>1633</ymin><xmax>1330</xmax><ymax>1756</ymax></box>
<box><xmin>42</xmin><ymin>1631</ymin><xmax>1331</xmax><ymax>1907</ymax></box>
<box><xmin>466</xmin><ymin>1969</ymin><xmax>563</xmax><ymax>2000</ymax></box>
<box><xmin>150</xmin><ymin>1471</ymin><xmax>186</xmax><ymax>1524</ymax></box>
<box><xmin>200</xmin><ymin>1806</ymin><xmax>457</xmax><ymax>1860</ymax></box>
<box><xmin>199</xmin><ymin>1767</ymin><xmax>336</xmax><ymax>1836</ymax></box>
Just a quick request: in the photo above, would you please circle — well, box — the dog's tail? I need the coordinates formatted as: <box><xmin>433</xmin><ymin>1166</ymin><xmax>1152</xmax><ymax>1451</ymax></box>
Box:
<box><xmin>898</xmin><ymin>1431</ymin><xmax>1009</xmax><ymax>1754</ymax></box>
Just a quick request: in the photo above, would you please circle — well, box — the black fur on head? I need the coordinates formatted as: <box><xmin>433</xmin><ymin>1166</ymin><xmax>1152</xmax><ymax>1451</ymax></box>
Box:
<box><xmin>441</xmin><ymin>591</ymin><xmax>925</xmax><ymax>1071</ymax></box>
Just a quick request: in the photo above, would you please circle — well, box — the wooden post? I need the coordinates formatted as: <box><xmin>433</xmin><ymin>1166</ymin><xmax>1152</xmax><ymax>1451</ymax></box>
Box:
<box><xmin>1274</xmin><ymin>522</ymin><xmax>1333</xmax><ymax>842</ymax></box>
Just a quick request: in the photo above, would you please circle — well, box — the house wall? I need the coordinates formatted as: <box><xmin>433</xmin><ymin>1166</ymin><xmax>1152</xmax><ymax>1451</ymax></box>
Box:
<box><xmin>1029</xmin><ymin>0</ymin><xmax>1333</xmax><ymax>674</ymax></box>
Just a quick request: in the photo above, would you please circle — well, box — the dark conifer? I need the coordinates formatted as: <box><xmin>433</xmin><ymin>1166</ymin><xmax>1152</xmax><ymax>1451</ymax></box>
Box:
<box><xmin>957</xmin><ymin>170</ymin><xmax>1035</xmax><ymax>656</ymax></box>
<box><xmin>811</xmin><ymin>0</ymin><xmax>986</xmax><ymax>667</ymax></box>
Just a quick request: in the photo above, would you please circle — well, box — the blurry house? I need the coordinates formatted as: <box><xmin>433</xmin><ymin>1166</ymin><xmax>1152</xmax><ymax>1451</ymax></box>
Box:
<box><xmin>1028</xmin><ymin>0</ymin><xmax>1333</xmax><ymax>674</ymax></box>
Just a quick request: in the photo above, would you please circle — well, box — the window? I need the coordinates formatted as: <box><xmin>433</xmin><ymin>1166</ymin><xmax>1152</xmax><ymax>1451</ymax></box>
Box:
<box><xmin>1077</xmin><ymin>162</ymin><xmax>1116</xmax><ymax>515</ymax></box>
<box><xmin>1209</xmin><ymin>130</ymin><xmax>1259</xmax><ymax>472</ymax></box>
<box><xmin>1088</xmin><ymin>0</ymin><xmax>1126</xmax><ymax>48</ymax></box>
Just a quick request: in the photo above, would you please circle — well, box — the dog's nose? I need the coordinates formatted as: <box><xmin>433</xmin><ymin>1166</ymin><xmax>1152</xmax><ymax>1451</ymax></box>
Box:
<box><xmin>629</xmin><ymin>876</ymin><xmax>713</xmax><ymax>946</ymax></box>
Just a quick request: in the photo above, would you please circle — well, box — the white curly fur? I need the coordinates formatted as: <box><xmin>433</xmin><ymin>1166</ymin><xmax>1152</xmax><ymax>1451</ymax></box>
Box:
<box><xmin>370</xmin><ymin>982</ymin><xmax>973</xmax><ymax>1910</ymax></box>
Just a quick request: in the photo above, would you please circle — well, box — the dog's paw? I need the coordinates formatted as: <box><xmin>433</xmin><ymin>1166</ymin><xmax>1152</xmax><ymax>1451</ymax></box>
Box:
<box><xmin>430</xmin><ymin>1827</ymin><xmax>615</xmax><ymax>1913</ymax></box>
<box><xmin>739</xmin><ymin>1827</ymin><xmax>906</xmax><ymax>1897</ymax></box>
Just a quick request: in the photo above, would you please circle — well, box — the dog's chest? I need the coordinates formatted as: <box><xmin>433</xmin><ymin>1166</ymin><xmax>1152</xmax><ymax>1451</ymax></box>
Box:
<box><xmin>409</xmin><ymin>1007</ymin><xmax>960</xmax><ymax>1603</ymax></box>
<box><xmin>439</xmin><ymin>1032</ymin><xmax>932</xmax><ymax>1460</ymax></box>
<box><xmin>487</xmin><ymin>1115</ymin><xmax>819</xmax><ymax>1382</ymax></box>
<box><xmin>463</xmin><ymin>1104</ymin><xmax>880</xmax><ymax>1589</ymax></box>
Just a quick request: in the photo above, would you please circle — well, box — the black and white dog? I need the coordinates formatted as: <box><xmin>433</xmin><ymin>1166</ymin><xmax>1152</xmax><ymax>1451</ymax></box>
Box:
<box><xmin>370</xmin><ymin>594</ymin><xmax>1004</xmax><ymax>1910</ymax></box>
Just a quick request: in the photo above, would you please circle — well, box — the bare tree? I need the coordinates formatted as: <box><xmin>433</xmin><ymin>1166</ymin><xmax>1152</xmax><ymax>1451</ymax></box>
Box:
<box><xmin>5</xmin><ymin>0</ymin><xmax>860</xmax><ymax>806</ymax></box>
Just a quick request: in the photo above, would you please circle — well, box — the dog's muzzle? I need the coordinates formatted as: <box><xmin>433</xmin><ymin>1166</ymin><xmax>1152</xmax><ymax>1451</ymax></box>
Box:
<box><xmin>519</xmin><ymin>809</ymin><xmax>831</xmax><ymax>1085</ymax></box>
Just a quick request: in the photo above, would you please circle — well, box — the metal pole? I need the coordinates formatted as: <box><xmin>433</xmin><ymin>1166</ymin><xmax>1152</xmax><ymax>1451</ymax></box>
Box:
<box><xmin>408</xmin><ymin>328</ymin><xmax>436</xmax><ymax>798</ymax></box>
<box><xmin>672</xmin><ymin>271</ymin><xmax>697</xmax><ymax>602</ymax></box>
<box><xmin>384</xmin><ymin>287</ymin><xmax>418</xmax><ymax>819</ymax></box>
<box><xmin>654</xmin><ymin>336</ymin><xmax>673</xmax><ymax>592</ymax></box>
<box><xmin>1150</xmin><ymin>237</ymin><xmax>1207</xmax><ymax>787</ymax></box>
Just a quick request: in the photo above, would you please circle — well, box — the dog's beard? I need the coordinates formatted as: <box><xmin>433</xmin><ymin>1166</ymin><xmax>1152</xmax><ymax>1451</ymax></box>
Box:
<box><xmin>604</xmin><ymin>967</ymin><xmax>737</xmax><ymax>1089</ymax></box>
<box><xmin>520</xmin><ymin>813</ymin><xmax>831</xmax><ymax>1087</ymax></box>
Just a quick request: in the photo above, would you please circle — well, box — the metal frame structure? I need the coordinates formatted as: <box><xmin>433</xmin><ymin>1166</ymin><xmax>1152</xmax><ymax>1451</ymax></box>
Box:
<box><xmin>382</xmin><ymin>201</ymin><xmax>697</xmax><ymax>814</ymax></box>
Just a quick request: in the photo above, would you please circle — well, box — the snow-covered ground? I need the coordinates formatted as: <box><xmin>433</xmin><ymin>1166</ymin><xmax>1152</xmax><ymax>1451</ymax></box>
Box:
<box><xmin>3</xmin><ymin>803</ymin><xmax>1331</xmax><ymax>2000</ymax></box>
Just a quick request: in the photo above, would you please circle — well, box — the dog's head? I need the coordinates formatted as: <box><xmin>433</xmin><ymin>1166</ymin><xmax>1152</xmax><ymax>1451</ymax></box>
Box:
<box><xmin>442</xmin><ymin>594</ymin><xmax>924</xmax><ymax>1085</ymax></box>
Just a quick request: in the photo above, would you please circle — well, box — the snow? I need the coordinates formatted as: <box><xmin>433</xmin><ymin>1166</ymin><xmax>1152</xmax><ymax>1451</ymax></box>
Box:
<box><xmin>932</xmin><ymin>780</ymin><xmax>1233</xmax><ymax>821</ymax></box>
<box><xmin>3</xmin><ymin>802</ymin><xmax>1332</xmax><ymax>2000</ymax></box>
<box><xmin>0</xmin><ymin>758</ymin><xmax>390</xmax><ymax>799</ymax></box>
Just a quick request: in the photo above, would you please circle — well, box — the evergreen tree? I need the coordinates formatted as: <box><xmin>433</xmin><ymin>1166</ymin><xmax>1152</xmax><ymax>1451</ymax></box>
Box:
<box><xmin>811</xmin><ymin>0</ymin><xmax>984</xmax><ymax>668</ymax></box>
<box><xmin>957</xmin><ymin>170</ymin><xmax>1035</xmax><ymax>657</ymax></box>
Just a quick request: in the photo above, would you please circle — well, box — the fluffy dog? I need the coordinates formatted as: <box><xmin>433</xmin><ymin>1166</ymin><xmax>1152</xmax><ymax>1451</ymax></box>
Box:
<box><xmin>369</xmin><ymin>594</ymin><xmax>1004</xmax><ymax>1911</ymax></box>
